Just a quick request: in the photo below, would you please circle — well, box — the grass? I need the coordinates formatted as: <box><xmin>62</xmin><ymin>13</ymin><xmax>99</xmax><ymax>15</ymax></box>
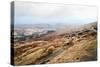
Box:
<box><xmin>85</xmin><ymin>40</ymin><xmax>97</xmax><ymax>61</ymax></box>
<box><xmin>86</xmin><ymin>40</ymin><xmax>97</xmax><ymax>53</ymax></box>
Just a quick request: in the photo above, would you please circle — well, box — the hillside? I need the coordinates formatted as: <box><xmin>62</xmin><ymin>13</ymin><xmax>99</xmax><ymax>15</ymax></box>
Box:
<box><xmin>12</xmin><ymin>22</ymin><xmax>97</xmax><ymax>65</ymax></box>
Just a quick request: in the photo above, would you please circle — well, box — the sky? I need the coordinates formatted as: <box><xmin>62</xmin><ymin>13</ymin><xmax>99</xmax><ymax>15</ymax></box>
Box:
<box><xmin>14</xmin><ymin>1</ymin><xmax>97</xmax><ymax>25</ymax></box>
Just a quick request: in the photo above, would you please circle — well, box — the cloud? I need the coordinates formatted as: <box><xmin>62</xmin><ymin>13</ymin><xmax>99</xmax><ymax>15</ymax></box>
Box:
<box><xmin>14</xmin><ymin>1</ymin><xmax>97</xmax><ymax>24</ymax></box>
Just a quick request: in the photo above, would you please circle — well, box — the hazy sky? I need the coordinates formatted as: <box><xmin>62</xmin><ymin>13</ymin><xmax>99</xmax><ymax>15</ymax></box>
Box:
<box><xmin>14</xmin><ymin>1</ymin><xmax>97</xmax><ymax>25</ymax></box>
